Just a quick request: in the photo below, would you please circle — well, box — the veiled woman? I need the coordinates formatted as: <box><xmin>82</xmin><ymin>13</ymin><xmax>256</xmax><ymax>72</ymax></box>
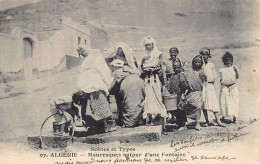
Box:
<box><xmin>140</xmin><ymin>36</ymin><xmax>168</xmax><ymax>129</ymax></box>
<box><xmin>73</xmin><ymin>45</ymin><xmax>113</xmax><ymax>133</ymax></box>
<box><xmin>104</xmin><ymin>42</ymin><xmax>145</xmax><ymax>127</ymax></box>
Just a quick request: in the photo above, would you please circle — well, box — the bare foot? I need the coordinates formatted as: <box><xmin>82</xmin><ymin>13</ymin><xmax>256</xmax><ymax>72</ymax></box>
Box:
<box><xmin>178</xmin><ymin>126</ymin><xmax>187</xmax><ymax>131</ymax></box>
<box><xmin>194</xmin><ymin>124</ymin><xmax>202</xmax><ymax>131</ymax></box>
<box><xmin>216</xmin><ymin>120</ymin><xmax>226</xmax><ymax>127</ymax></box>
<box><xmin>208</xmin><ymin>122</ymin><xmax>218</xmax><ymax>126</ymax></box>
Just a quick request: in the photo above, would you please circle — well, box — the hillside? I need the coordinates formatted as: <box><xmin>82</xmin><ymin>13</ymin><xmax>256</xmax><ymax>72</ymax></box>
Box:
<box><xmin>0</xmin><ymin>0</ymin><xmax>259</xmax><ymax>48</ymax></box>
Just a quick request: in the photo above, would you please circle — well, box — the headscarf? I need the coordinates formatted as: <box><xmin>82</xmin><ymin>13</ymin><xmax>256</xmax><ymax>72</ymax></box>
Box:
<box><xmin>142</xmin><ymin>36</ymin><xmax>162</xmax><ymax>69</ymax></box>
<box><xmin>192</xmin><ymin>55</ymin><xmax>203</xmax><ymax>68</ymax></box>
<box><xmin>103</xmin><ymin>42</ymin><xmax>140</xmax><ymax>75</ymax></box>
<box><xmin>77</xmin><ymin>45</ymin><xmax>112</xmax><ymax>95</ymax></box>
<box><xmin>199</xmin><ymin>47</ymin><xmax>211</xmax><ymax>57</ymax></box>
<box><xmin>143</xmin><ymin>36</ymin><xmax>156</xmax><ymax>46</ymax></box>
<box><xmin>110</xmin><ymin>59</ymin><xmax>124</xmax><ymax>68</ymax></box>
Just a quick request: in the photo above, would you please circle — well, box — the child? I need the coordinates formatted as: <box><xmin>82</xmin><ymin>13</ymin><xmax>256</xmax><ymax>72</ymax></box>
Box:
<box><xmin>167</xmin><ymin>60</ymin><xmax>184</xmax><ymax>127</ymax></box>
<box><xmin>164</xmin><ymin>47</ymin><xmax>186</xmax><ymax>80</ymax></box>
<box><xmin>219</xmin><ymin>52</ymin><xmax>239</xmax><ymax>123</ymax></box>
<box><xmin>177</xmin><ymin>55</ymin><xmax>205</xmax><ymax>131</ymax></box>
<box><xmin>200</xmin><ymin>48</ymin><xmax>225</xmax><ymax>127</ymax></box>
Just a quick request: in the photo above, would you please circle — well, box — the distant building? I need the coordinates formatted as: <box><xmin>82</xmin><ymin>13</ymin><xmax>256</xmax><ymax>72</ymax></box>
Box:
<box><xmin>0</xmin><ymin>15</ymin><xmax>108</xmax><ymax>79</ymax></box>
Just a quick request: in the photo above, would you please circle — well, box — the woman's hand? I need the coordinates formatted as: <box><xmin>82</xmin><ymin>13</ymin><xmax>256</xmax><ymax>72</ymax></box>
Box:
<box><xmin>164</xmin><ymin>78</ymin><xmax>168</xmax><ymax>87</ymax></box>
<box><xmin>181</xmin><ymin>93</ymin><xmax>186</xmax><ymax>101</ymax></box>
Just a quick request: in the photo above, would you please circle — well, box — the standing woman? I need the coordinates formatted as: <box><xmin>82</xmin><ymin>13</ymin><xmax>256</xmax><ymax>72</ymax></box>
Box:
<box><xmin>200</xmin><ymin>48</ymin><xmax>225</xmax><ymax>127</ymax></box>
<box><xmin>141</xmin><ymin>36</ymin><xmax>168</xmax><ymax>128</ymax></box>
<box><xmin>219</xmin><ymin>52</ymin><xmax>239</xmax><ymax>123</ymax></box>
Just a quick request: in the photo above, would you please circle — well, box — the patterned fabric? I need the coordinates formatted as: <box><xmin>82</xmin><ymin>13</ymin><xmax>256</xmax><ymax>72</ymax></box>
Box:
<box><xmin>178</xmin><ymin>70</ymin><xmax>203</xmax><ymax>110</ymax></box>
<box><xmin>168</xmin><ymin>73</ymin><xmax>181</xmax><ymax>95</ymax></box>
<box><xmin>182</xmin><ymin>69</ymin><xmax>203</xmax><ymax>92</ymax></box>
<box><xmin>73</xmin><ymin>91</ymin><xmax>112</xmax><ymax>121</ymax></box>
<box><xmin>186</xmin><ymin>91</ymin><xmax>203</xmax><ymax>109</ymax></box>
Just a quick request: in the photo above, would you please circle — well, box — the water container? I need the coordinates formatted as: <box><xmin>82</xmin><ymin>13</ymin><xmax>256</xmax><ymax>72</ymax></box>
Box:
<box><xmin>109</xmin><ymin>95</ymin><xmax>118</xmax><ymax>119</ymax></box>
<box><xmin>163</xmin><ymin>94</ymin><xmax>178</xmax><ymax>111</ymax></box>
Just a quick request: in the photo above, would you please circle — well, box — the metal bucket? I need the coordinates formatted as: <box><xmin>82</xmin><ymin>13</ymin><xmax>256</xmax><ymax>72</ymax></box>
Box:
<box><xmin>163</xmin><ymin>94</ymin><xmax>178</xmax><ymax>111</ymax></box>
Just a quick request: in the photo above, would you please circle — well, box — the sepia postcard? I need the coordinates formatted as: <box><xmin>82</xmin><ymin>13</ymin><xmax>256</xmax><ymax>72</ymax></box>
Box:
<box><xmin>0</xmin><ymin>0</ymin><xmax>259</xmax><ymax>163</ymax></box>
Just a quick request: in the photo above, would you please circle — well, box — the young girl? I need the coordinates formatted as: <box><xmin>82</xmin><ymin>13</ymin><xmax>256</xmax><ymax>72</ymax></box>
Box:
<box><xmin>219</xmin><ymin>52</ymin><xmax>239</xmax><ymax>123</ymax></box>
<box><xmin>178</xmin><ymin>55</ymin><xmax>204</xmax><ymax>131</ymax></box>
<box><xmin>200</xmin><ymin>48</ymin><xmax>225</xmax><ymax>127</ymax></box>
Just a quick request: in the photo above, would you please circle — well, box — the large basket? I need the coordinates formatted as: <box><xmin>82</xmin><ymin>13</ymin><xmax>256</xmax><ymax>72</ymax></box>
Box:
<box><xmin>163</xmin><ymin>94</ymin><xmax>178</xmax><ymax>111</ymax></box>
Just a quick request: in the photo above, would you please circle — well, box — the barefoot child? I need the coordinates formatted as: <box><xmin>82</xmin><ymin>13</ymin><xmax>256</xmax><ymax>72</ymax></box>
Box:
<box><xmin>177</xmin><ymin>55</ymin><xmax>205</xmax><ymax>131</ymax></box>
<box><xmin>200</xmin><ymin>48</ymin><xmax>225</xmax><ymax>127</ymax></box>
<box><xmin>219</xmin><ymin>52</ymin><xmax>239</xmax><ymax>123</ymax></box>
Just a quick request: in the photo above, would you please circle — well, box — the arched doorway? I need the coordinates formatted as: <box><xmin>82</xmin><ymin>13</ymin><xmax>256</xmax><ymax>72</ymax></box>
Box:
<box><xmin>23</xmin><ymin>38</ymin><xmax>34</xmax><ymax>79</ymax></box>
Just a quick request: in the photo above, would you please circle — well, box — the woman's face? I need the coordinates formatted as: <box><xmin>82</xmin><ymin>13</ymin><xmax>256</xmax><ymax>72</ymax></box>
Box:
<box><xmin>224</xmin><ymin>57</ymin><xmax>233</xmax><ymax>67</ymax></box>
<box><xmin>173</xmin><ymin>67</ymin><xmax>182</xmax><ymax>73</ymax></box>
<box><xmin>202</xmin><ymin>54</ymin><xmax>209</xmax><ymax>61</ymax></box>
<box><xmin>193</xmin><ymin>59</ymin><xmax>203</xmax><ymax>69</ymax></box>
<box><xmin>145</xmin><ymin>43</ymin><xmax>154</xmax><ymax>52</ymax></box>
<box><xmin>116</xmin><ymin>47</ymin><xmax>127</xmax><ymax>64</ymax></box>
<box><xmin>170</xmin><ymin>52</ymin><xmax>178</xmax><ymax>59</ymax></box>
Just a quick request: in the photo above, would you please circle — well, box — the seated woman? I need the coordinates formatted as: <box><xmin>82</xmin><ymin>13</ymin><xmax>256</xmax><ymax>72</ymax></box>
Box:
<box><xmin>104</xmin><ymin>43</ymin><xmax>145</xmax><ymax>127</ymax></box>
<box><xmin>104</xmin><ymin>42</ymin><xmax>140</xmax><ymax>75</ymax></box>
<box><xmin>72</xmin><ymin>45</ymin><xmax>114</xmax><ymax>133</ymax></box>
<box><xmin>110</xmin><ymin>59</ymin><xmax>145</xmax><ymax>127</ymax></box>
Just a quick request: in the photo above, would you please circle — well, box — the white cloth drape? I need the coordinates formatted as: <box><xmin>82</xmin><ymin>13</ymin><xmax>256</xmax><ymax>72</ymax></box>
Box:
<box><xmin>77</xmin><ymin>47</ymin><xmax>112</xmax><ymax>95</ymax></box>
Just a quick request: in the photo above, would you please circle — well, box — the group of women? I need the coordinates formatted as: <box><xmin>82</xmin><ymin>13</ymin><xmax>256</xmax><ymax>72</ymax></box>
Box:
<box><xmin>72</xmin><ymin>36</ymin><xmax>239</xmax><ymax>133</ymax></box>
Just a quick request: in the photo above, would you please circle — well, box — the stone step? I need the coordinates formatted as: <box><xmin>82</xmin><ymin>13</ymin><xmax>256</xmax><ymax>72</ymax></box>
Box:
<box><xmin>27</xmin><ymin>125</ymin><xmax>162</xmax><ymax>149</ymax></box>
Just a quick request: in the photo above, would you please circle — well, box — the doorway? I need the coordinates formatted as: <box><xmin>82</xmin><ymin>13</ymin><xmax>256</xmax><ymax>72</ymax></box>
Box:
<box><xmin>23</xmin><ymin>38</ymin><xmax>33</xmax><ymax>79</ymax></box>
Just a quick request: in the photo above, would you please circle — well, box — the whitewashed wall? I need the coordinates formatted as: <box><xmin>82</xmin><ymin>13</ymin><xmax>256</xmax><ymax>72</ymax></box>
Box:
<box><xmin>0</xmin><ymin>27</ymin><xmax>36</xmax><ymax>73</ymax></box>
<box><xmin>0</xmin><ymin>18</ymin><xmax>91</xmax><ymax>73</ymax></box>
